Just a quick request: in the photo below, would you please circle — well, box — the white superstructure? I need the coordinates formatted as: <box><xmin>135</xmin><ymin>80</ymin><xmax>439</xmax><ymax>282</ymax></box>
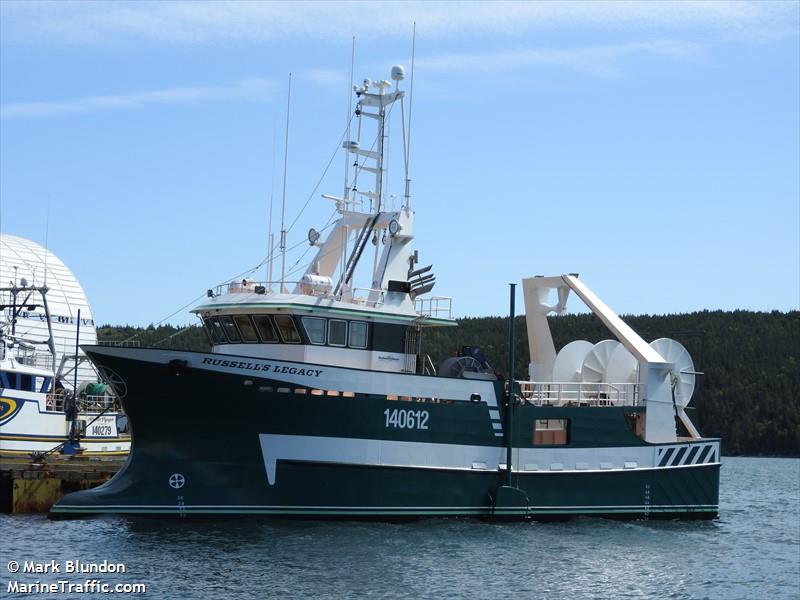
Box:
<box><xmin>193</xmin><ymin>66</ymin><xmax>455</xmax><ymax>374</ymax></box>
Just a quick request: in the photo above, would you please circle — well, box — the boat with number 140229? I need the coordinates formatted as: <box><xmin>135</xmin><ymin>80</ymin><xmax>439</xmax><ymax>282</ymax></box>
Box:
<box><xmin>51</xmin><ymin>65</ymin><xmax>720</xmax><ymax>520</ymax></box>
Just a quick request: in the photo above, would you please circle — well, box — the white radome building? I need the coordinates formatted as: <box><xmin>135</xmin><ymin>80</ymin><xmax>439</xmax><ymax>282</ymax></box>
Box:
<box><xmin>0</xmin><ymin>234</ymin><xmax>98</xmax><ymax>386</ymax></box>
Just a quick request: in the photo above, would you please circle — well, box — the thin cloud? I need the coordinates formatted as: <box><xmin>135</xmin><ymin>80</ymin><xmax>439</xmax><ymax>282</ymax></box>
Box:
<box><xmin>299</xmin><ymin>69</ymin><xmax>349</xmax><ymax>88</ymax></box>
<box><xmin>0</xmin><ymin>1</ymin><xmax>796</xmax><ymax>45</ymax></box>
<box><xmin>417</xmin><ymin>40</ymin><xmax>704</xmax><ymax>78</ymax></box>
<box><xmin>1</xmin><ymin>78</ymin><xmax>276</xmax><ymax>119</ymax></box>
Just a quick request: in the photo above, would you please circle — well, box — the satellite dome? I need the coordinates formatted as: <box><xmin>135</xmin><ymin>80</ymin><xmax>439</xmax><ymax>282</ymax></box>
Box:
<box><xmin>0</xmin><ymin>234</ymin><xmax>98</xmax><ymax>384</ymax></box>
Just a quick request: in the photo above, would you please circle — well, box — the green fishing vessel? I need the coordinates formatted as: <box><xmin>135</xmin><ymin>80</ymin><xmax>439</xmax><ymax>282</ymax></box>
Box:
<box><xmin>51</xmin><ymin>65</ymin><xmax>719</xmax><ymax>520</ymax></box>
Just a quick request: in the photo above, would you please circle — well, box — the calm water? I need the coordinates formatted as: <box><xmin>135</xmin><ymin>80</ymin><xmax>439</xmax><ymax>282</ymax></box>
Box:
<box><xmin>2</xmin><ymin>457</ymin><xmax>798</xmax><ymax>599</ymax></box>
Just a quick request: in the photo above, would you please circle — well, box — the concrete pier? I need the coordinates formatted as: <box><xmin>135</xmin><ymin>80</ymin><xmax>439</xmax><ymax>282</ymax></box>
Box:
<box><xmin>0</xmin><ymin>454</ymin><xmax>126</xmax><ymax>513</ymax></box>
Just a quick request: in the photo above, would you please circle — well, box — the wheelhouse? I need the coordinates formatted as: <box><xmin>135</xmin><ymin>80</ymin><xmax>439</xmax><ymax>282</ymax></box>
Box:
<box><xmin>196</xmin><ymin>304</ymin><xmax>440</xmax><ymax>373</ymax></box>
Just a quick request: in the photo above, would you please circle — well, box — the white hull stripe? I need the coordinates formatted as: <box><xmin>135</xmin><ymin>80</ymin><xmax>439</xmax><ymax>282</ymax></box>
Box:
<box><xmin>259</xmin><ymin>434</ymin><xmax>719</xmax><ymax>485</ymax></box>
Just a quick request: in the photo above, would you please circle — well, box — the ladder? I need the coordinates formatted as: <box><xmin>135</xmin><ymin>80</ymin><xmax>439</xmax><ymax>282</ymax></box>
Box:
<box><xmin>335</xmin><ymin>212</ymin><xmax>382</xmax><ymax>296</ymax></box>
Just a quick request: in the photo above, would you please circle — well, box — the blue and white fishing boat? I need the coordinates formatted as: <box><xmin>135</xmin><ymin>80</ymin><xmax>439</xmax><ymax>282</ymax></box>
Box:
<box><xmin>0</xmin><ymin>235</ymin><xmax>130</xmax><ymax>457</ymax></box>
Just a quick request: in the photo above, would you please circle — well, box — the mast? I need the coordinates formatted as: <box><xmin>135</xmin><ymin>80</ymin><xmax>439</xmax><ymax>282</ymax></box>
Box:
<box><xmin>334</xmin><ymin>69</ymin><xmax>405</xmax><ymax>296</ymax></box>
<box><xmin>505</xmin><ymin>283</ymin><xmax>516</xmax><ymax>487</ymax></box>
<box><xmin>1</xmin><ymin>284</ymin><xmax>58</xmax><ymax>372</ymax></box>
<box><xmin>65</xmin><ymin>308</ymin><xmax>81</xmax><ymax>454</ymax></box>
<box><xmin>370</xmin><ymin>78</ymin><xmax>390</xmax><ymax>277</ymax></box>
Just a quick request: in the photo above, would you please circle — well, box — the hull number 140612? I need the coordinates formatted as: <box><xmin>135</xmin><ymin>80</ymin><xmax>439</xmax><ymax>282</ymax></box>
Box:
<box><xmin>384</xmin><ymin>408</ymin><xmax>429</xmax><ymax>430</ymax></box>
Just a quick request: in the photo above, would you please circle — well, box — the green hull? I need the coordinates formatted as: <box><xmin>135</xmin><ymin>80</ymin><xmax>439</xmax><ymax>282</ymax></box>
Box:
<box><xmin>50</xmin><ymin>347</ymin><xmax>720</xmax><ymax>520</ymax></box>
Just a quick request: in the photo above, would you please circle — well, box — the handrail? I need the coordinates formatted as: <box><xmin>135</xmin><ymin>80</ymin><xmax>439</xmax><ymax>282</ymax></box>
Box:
<box><xmin>424</xmin><ymin>354</ymin><xmax>437</xmax><ymax>375</ymax></box>
<box><xmin>415</xmin><ymin>296</ymin><xmax>452</xmax><ymax>319</ymax></box>
<box><xmin>516</xmin><ymin>380</ymin><xmax>640</xmax><ymax>407</ymax></box>
<box><xmin>214</xmin><ymin>280</ymin><xmax>301</xmax><ymax>296</ymax></box>
<box><xmin>350</xmin><ymin>287</ymin><xmax>385</xmax><ymax>307</ymax></box>
<box><xmin>45</xmin><ymin>393</ymin><xmax>122</xmax><ymax>414</ymax></box>
<box><xmin>12</xmin><ymin>350</ymin><xmax>53</xmax><ymax>371</ymax></box>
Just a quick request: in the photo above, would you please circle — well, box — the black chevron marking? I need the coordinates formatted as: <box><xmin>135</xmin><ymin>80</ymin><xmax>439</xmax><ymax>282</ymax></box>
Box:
<box><xmin>671</xmin><ymin>447</ymin><xmax>688</xmax><ymax>466</ymax></box>
<box><xmin>685</xmin><ymin>446</ymin><xmax>700</xmax><ymax>465</ymax></box>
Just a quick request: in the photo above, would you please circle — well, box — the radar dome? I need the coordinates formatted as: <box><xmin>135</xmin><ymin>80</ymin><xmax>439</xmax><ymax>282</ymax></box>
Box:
<box><xmin>0</xmin><ymin>234</ymin><xmax>98</xmax><ymax>386</ymax></box>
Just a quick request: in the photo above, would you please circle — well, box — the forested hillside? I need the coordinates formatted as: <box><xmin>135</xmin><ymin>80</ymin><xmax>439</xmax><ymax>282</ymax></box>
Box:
<box><xmin>98</xmin><ymin>310</ymin><xmax>799</xmax><ymax>456</ymax></box>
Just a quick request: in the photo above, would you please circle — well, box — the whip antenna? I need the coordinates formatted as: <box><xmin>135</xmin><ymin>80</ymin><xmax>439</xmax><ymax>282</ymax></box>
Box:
<box><xmin>267</xmin><ymin>119</ymin><xmax>277</xmax><ymax>290</ymax></box>
<box><xmin>403</xmin><ymin>23</ymin><xmax>416</xmax><ymax>208</ymax></box>
<box><xmin>341</xmin><ymin>37</ymin><xmax>356</xmax><ymax>282</ymax></box>
<box><xmin>43</xmin><ymin>201</ymin><xmax>50</xmax><ymax>287</ymax></box>
<box><xmin>279</xmin><ymin>73</ymin><xmax>292</xmax><ymax>293</ymax></box>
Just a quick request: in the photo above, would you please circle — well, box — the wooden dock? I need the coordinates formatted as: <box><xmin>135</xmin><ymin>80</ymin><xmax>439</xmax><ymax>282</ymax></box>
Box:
<box><xmin>0</xmin><ymin>453</ymin><xmax>127</xmax><ymax>513</ymax></box>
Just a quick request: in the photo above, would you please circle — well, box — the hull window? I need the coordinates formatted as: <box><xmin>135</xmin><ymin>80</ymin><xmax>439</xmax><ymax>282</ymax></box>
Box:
<box><xmin>328</xmin><ymin>319</ymin><xmax>347</xmax><ymax>347</ymax></box>
<box><xmin>302</xmin><ymin>317</ymin><xmax>327</xmax><ymax>345</ymax></box>
<box><xmin>253</xmin><ymin>315</ymin><xmax>279</xmax><ymax>343</ymax></box>
<box><xmin>274</xmin><ymin>315</ymin><xmax>301</xmax><ymax>343</ymax></box>
<box><xmin>349</xmin><ymin>321</ymin><xmax>368</xmax><ymax>348</ymax></box>
<box><xmin>218</xmin><ymin>315</ymin><xmax>242</xmax><ymax>342</ymax></box>
<box><xmin>233</xmin><ymin>315</ymin><xmax>259</xmax><ymax>343</ymax></box>
<box><xmin>533</xmin><ymin>419</ymin><xmax>570</xmax><ymax>446</ymax></box>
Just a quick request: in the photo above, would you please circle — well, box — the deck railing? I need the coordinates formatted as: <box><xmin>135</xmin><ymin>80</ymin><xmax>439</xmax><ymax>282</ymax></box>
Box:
<box><xmin>415</xmin><ymin>296</ymin><xmax>453</xmax><ymax>319</ymax></box>
<box><xmin>13</xmin><ymin>350</ymin><xmax>53</xmax><ymax>371</ymax></box>
<box><xmin>350</xmin><ymin>287</ymin><xmax>386</xmax><ymax>307</ymax></box>
<box><xmin>210</xmin><ymin>279</ymin><xmax>452</xmax><ymax>319</ymax></box>
<box><xmin>214</xmin><ymin>280</ymin><xmax>298</xmax><ymax>296</ymax></box>
<box><xmin>516</xmin><ymin>381</ymin><xmax>640</xmax><ymax>407</ymax></box>
<box><xmin>46</xmin><ymin>393</ymin><xmax>122</xmax><ymax>413</ymax></box>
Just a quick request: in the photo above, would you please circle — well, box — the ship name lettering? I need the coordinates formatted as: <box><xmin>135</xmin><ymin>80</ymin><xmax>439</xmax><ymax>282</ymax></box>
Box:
<box><xmin>201</xmin><ymin>357</ymin><xmax>273</xmax><ymax>372</ymax></box>
<box><xmin>272</xmin><ymin>366</ymin><xmax>322</xmax><ymax>377</ymax></box>
<box><xmin>200</xmin><ymin>357</ymin><xmax>320</xmax><ymax>377</ymax></box>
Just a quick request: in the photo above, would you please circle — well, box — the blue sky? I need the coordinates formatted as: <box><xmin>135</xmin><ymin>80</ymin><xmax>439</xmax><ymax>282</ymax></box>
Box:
<box><xmin>1</xmin><ymin>1</ymin><xmax>798</xmax><ymax>326</ymax></box>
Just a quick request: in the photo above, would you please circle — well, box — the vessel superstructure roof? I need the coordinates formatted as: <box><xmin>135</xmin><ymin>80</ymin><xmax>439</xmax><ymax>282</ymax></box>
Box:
<box><xmin>193</xmin><ymin>290</ymin><xmax>456</xmax><ymax>327</ymax></box>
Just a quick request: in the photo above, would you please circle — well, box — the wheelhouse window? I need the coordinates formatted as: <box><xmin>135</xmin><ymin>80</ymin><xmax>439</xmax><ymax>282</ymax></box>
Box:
<box><xmin>202</xmin><ymin>318</ymin><xmax>216</xmax><ymax>344</ymax></box>
<box><xmin>218</xmin><ymin>315</ymin><xmax>241</xmax><ymax>343</ymax></box>
<box><xmin>348</xmin><ymin>321</ymin><xmax>368</xmax><ymax>349</ymax></box>
<box><xmin>302</xmin><ymin>317</ymin><xmax>326</xmax><ymax>345</ymax></box>
<box><xmin>0</xmin><ymin>370</ymin><xmax>36</xmax><ymax>391</ymax></box>
<box><xmin>274</xmin><ymin>315</ymin><xmax>301</xmax><ymax>343</ymax></box>
<box><xmin>252</xmin><ymin>315</ymin><xmax>278</xmax><ymax>342</ymax></box>
<box><xmin>205</xmin><ymin>317</ymin><xmax>227</xmax><ymax>344</ymax></box>
<box><xmin>533</xmin><ymin>419</ymin><xmax>569</xmax><ymax>446</ymax></box>
<box><xmin>328</xmin><ymin>319</ymin><xmax>347</xmax><ymax>347</ymax></box>
<box><xmin>233</xmin><ymin>315</ymin><xmax>259</xmax><ymax>343</ymax></box>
